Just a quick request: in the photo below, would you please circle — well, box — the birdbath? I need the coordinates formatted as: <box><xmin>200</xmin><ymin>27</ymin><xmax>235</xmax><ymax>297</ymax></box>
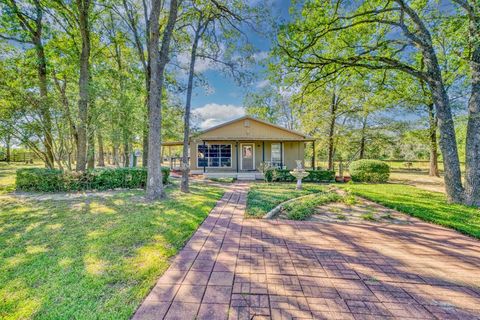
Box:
<box><xmin>290</xmin><ymin>160</ymin><xmax>310</xmax><ymax>190</ymax></box>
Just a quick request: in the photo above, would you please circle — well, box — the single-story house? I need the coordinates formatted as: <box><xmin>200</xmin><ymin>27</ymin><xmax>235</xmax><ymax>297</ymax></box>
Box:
<box><xmin>164</xmin><ymin>116</ymin><xmax>315</xmax><ymax>180</ymax></box>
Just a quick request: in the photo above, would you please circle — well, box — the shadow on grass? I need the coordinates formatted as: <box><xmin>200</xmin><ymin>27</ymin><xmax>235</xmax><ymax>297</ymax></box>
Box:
<box><xmin>0</xmin><ymin>183</ymin><xmax>224</xmax><ymax>319</ymax></box>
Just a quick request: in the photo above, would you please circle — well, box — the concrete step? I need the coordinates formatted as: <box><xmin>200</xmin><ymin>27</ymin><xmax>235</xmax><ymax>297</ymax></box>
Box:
<box><xmin>237</xmin><ymin>173</ymin><xmax>257</xmax><ymax>181</ymax></box>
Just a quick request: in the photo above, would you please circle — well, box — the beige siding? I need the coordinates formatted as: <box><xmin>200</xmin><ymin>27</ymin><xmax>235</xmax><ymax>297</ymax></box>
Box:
<box><xmin>195</xmin><ymin>118</ymin><xmax>305</xmax><ymax>141</ymax></box>
<box><xmin>190</xmin><ymin>140</ymin><xmax>306</xmax><ymax>172</ymax></box>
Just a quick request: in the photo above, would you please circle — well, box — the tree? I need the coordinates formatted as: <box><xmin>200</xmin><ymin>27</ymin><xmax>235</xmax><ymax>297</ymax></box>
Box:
<box><xmin>276</xmin><ymin>0</ymin><xmax>473</xmax><ymax>204</ymax></box>
<box><xmin>146</xmin><ymin>0</ymin><xmax>179</xmax><ymax>200</ymax></box>
<box><xmin>75</xmin><ymin>0</ymin><xmax>91</xmax><ymax>171</ymax></box>
<box><xmin>452</xmin><ymin>0</ymin><xmax>480</xmax><ymax>205</ymax></box>
<box><xmin>1</xmin><ymin>0</ymin><xmax>54</xmax><ymax>168</ymax></box>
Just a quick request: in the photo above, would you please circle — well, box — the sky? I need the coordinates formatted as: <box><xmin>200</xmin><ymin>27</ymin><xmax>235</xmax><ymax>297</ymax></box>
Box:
<box><xmin>189</xmin><ymin>0</ymin><xmax>292</xmax><ymax>129</ymax></box>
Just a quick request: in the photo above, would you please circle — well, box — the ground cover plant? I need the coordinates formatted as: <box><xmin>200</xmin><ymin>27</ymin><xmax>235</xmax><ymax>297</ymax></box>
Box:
<box><xmin>281</xmin><ymin>192</ymin><xmax>342</xmax><ymax>220</ymax></box>
<box><xmin>246</xmin><ymin>183</ymin><xmax>327</xmax><ymax>218</ymax></box>
<box><xmin>344</xmin><ymin>184</ymin><xmax>480</xmax><ymax>238</ymax></box>
<box><xmin>264</xmin><ymin>168</ymin><xmax>335</xmax><ymax>182</ymax></box>
<box><xmin>0</xmin><ymin>181</ymin><xmax>223</xmax><ymax>319</ymax></box>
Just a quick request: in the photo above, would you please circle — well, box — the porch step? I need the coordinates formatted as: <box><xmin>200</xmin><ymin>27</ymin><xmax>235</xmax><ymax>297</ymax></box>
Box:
<box><xmin>237</xmin><ymin>173</ymin><xmax>257</xmax><ymax>181</ymax></box>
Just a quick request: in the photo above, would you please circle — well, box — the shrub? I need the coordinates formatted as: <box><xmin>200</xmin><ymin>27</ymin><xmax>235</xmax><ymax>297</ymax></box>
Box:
<box><xmin>16</xmin><ymin>168</ymin><xmax>65</xmax><ymax>192</ymax></box>
<box><xmin>264</xmin><ymin>168</ymin><xmax>335</xmax><ymax>183</ymax></box>
<box><xmin>16</xmin><ymin>167</ymin><xmax>170</xmax><ymax>192</ymax></box>
<box><xmin>349</xmin><ymin>160</ymin><xmax>390</xmax><ymax>183</ymax></box>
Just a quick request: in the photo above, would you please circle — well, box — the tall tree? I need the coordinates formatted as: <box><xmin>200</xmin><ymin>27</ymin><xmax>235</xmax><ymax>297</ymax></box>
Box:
<box><xmin>452</xmin><ymin>0</ymin><xmax>480</xmax><ymax>205</ymax></box>
<box><xmin>276</xmin><ymin>0</ymin><xmax>470</xmax><ymax>204</ymax></box>
<box><xmin>1</xmin><ymin>0</ymin><xmax>54</xmax><ymax>168</ymax></box>
<box><xmin>75</xmin><ymin>0</ymin><xmax>91</xmax><ymax>171</ymax></box>
<box><xmin>146</xmin><ymin>0</ymin><xmax>179</xmax><ymax>200</ymax></box>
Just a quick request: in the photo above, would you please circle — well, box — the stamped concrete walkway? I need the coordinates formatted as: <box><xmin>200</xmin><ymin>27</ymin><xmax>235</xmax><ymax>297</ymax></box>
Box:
<box><xmin>133</xmin><ymin>183</ymin><xmax>480</xmax><ymax>320</ymax></box>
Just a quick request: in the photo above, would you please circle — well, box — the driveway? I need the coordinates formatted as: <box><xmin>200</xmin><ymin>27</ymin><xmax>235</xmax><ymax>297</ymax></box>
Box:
<box><xmin>133</xmin><ymin>183</ymin><xmax>480</xmax><ymax>319</ymax></box>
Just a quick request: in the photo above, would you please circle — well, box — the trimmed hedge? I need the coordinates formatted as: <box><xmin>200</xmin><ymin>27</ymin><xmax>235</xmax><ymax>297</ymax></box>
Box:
<box><xmin>349</xmin><ymin>159</ymin><xmax>390</xmax><ymax>183</ymax></box>
<box><xmin>16</xmin><ymin>167</ymin><xmax>170</xmax><ymax>192</ymax></box>
<box><xmin>264</xmin><ymin>169</ymin><xmax>335</xmax><ymax>183</ymax></box>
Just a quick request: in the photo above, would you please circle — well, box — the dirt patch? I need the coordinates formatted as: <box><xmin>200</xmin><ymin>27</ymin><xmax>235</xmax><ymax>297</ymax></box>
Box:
<box><xmin>308</xmin><ymin>197</ymin><xmax>418</xmax><ymax>224</ymax></box>
<box><xmin>390</xmin><ymin>170</ymin><xmax>445</xmax><ymax>193</ymax></box>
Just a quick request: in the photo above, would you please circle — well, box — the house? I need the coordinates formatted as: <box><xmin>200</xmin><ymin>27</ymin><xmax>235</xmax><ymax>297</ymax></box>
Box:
<box><xmin>164</xmin><ymin>116</ymin><xmax>315</xmax><ymax>180</ymax></box>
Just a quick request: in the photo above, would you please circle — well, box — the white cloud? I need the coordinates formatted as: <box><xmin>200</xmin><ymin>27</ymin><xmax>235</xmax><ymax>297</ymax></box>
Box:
<box><xmin>177</xmin><ymin>52</ymin><xmax>214</xmax><ymax>73</ymax></box>
<box><xmin>256</xmin><ymin>79</ymin><xmax>270</xmax><ymax>88</ymax></box>
<box><xmin>252</xmin><ymin>51</ymin><xmax>269</xmax><ymax>62</ymax></box>
<box><xmin>193</xmin><ymin>103</ymin><xmax>245</xmax><ymax>129</ymax></box>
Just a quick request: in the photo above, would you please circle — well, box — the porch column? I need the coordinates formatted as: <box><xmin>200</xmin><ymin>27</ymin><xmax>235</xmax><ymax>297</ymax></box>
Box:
<box><xmin>262</xmin><ymin>141</ymin><xmax>265</xmax><ymax>163</ymax></box>
<box><xmin>235</xmin><ymin>141</ymin><xmax>239</xmax><ymax>172</ymax></box>
<box><xmin>280</xmin><ymin>142</ymin><xmax>283</xmax><ymax>169</ymax></box>
<box><xmin>203</xmin><ymin>141</ymin><xmax>206</xmax><ymax>173</ymax></box>
<box><xmin>312</xmin><ymin>140</ymin><xmax>316</xmax><ymax>170</ymax></box>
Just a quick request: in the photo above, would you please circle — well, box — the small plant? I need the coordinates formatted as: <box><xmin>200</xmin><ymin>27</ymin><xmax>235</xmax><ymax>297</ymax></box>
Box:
<box><xmin>382</xmin><ymin>213</ymin><xmax>393</xmax><ymax>219</ymax></box>
<box><xmin>336</xmin><ymin>214</ymin><xmax>346</xmax><ymax>220</ymax></box>
<box><xmin>209</xmin><ymin>177</ymin><xmax>236</xmax><ymax>183</ymax></box>
<box><xmin>343</xmin><ymin>194</ymin><xmax>357</xmax><ymax>206</ymax></box>
<box><xmin>361</xmin><ymin>213</ymin><xmax>376</xmax><ymax>221</ymax></box>
<box><xmin>283</xmin><ymin>192</ymin><xmax>342</xmax><ymax>220</ymax></box>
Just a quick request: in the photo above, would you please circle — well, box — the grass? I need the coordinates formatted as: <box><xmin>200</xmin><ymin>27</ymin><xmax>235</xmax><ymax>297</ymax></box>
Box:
<box><xmin>343</xmin><ymin>183</ymin><xmax>480</xmax><ymax>238</ymax></box>
<box><xmin>361</xmin><ymin>212</ymin><xmax>376</xmax><ymax>221</ymax></box>
<box><xmin>282</xmin><ymin>192</ymin><xmax>342</xmax><ymax>220</ymax></box>
<box><xmin>0</xmin><ymin>162</ymin><xmax>41</xmax><ymax>194</ymax></box>
<box><xmin>0</xmin><ymin>163</ymin><xmax>224</xmax><ymax>320</ymax></box>
<box><xmin>246</xmin><ymin>183</ymin><xmax>328</xmax><ymax>218</ymax></box>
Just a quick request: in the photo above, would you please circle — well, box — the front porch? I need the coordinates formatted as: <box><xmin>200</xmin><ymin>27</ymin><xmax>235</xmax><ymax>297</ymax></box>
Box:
<box><xmin>163</xmin><ymin>138</ymin><xmax>315</xmax><ymax>180</ymax></box>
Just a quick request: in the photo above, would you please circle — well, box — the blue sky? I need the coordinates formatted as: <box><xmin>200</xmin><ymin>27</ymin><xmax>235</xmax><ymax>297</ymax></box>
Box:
<box><xmin>190</xmin><ymin>0</ymin><xmax>291</xmax><ymax>129</ymax></box>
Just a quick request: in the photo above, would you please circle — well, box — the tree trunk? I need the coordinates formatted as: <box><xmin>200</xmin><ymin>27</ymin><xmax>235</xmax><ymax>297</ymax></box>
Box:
<box><xmin>327</xmin><ymin>92</ymin><xmax>337</xmax><ymax>171</ymax></box>
<box><xmin>97</xmin><ymin>131</ymin><xmax>105</xmax><ymax>166</ymax></box>
<box><xmin>463</xmin><ymin>2</ymin><xmax>480</xmax><ymax>206</ymax></box>
<box><xmin>181</xmin><ymin>24</ymin><xmax>203</xmax><ymax>193</ymax></box>
<box><xmin>423</xmin><ymin>45</ymin><xmax>464</xmax><ymax>203</ymax></box>
<box><xmin>142</xmin><ymin>104</ymin><xmax>149</xmax><ymax>167</ymax></box>
<box><xmin>146</xmin><ymin>0</ymin><xmax>179</xmax><ymax>200</ymax></box>
<box><xmin>124</xmin><ymin>140</ymin><xmax>130</xmax><ymax>167</ymax></box>
<box><xmin>427</xmin><ymin>103</ymin><xmax>440</xmax><ymax>177</ymax></box>
<box><xmin>359</xmin><ymin>115</ymin><xmax>367</xmax><ymax>160</ymax></box>
<box><xmin>76</xmin><ymin>0</ymin><xmax>91</xmax><ymax>172</ymax></box>
<box><xmin>113</xmin><ymin>144</ymin><xmax>120</xmax><ymax>166</ymax></box>
<box><xmin>87</xmin><ymin>115</ymin><xmax>95</xmax><ymax>169</ymax></box>
<box><xmin>121</xmin><ymin>0</ymin><xmax>150</xmax><ymax>168</ymax></box>
<box><xmin>5</xmin><ymin>134</ymin><xmax>11</xmax><ymax>163</ymax></box>
<box><xmin>35</xmin><ymin>37</ymin><xmax>54</xmax><ymax>169</ymax></box>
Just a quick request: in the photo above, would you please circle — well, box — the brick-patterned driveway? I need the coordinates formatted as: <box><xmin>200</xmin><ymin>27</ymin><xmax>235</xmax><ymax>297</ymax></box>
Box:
<box><xmin>133</xmin><ymin>183</ymin><xmax>480</xmax><ymax>319</ymax></box>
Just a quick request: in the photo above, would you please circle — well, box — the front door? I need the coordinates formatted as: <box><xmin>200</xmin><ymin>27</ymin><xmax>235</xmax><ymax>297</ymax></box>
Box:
<box><xmin>241</xmin><ymin>143</ymin><xmax>254</xmax><ymax>170</ymax></box>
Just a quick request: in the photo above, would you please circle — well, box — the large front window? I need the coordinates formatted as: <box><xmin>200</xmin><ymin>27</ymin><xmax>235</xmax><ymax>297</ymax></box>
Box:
<box><xmin>197</xmin><ymin>144</ymin><xmax>232</xmax><ymax>167</ymax></box>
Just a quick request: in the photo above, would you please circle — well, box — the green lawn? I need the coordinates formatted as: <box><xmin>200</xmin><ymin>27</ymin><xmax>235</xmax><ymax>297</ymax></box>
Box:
<box><xmin>0</xmin><ymin>179</ymin><xmax>223</xmax><ymax>319</ymax></box>
<box><xmin>0</xmin><ymin>162</ymin><xmax>41</xmax><ymax>194</ymax></box>
<box><xmin>246</xmin><ymin>183</ymin><xmax>327</xmax><ymax>218</ymax></box>
<box><xmin>343</xmin><ymin>183</ymin><xmax>480</xmax><ymax>238</ymax></box>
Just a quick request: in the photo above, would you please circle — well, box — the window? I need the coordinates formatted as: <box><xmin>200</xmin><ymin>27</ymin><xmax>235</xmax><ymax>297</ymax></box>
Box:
<box><xmin>197</xmin><ymin>144</ymin><xmax>232</xmax><ymax>167</ymax></box>
<box><xmin>271</xmin><ymin>143</ymin><xmax>281</xmax><ymax>166</ymax></box>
